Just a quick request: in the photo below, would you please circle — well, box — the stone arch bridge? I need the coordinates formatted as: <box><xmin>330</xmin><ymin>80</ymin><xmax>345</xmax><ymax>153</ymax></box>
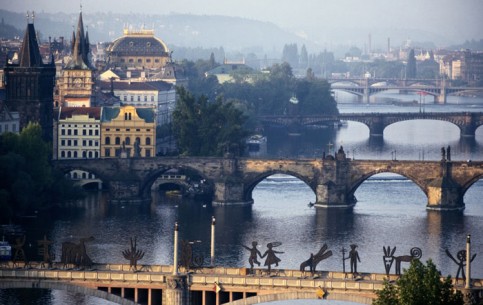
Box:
<box><xmin>53</xmin><ymin>149</ymin><xmax>483</xmax><ymax>211</ymax></box>
<box><xmin>259</xmin><ymin>112</ymin><xmax>483</xmax><ymax>137</ymax></box>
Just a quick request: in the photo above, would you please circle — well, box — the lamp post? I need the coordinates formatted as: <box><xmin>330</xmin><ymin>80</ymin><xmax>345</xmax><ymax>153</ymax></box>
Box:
<box><xmin>466</xmin><ymin>234</ymin><xmax>471</xmax><ymax>289</ymax></box>
<box><xmin>173</xmin><ymin>222</ymin><xmax>179</xmax><ymax>275</ymax></box>
<box><xmin>211</xmin><ymin>216</ymin><xmax>216</xmax><ymax>267</ymax></box>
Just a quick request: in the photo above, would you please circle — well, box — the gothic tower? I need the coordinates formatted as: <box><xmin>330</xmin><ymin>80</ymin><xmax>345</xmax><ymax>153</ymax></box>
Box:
<box><xmin>56</xmin><ymin>11</ymin><xmax>95</xmax><ymax>107</ymax></box>
<box><xmin>3</xmin><ymin>14</ymin><xmax>56</xmax><ymax>141</ymax></box>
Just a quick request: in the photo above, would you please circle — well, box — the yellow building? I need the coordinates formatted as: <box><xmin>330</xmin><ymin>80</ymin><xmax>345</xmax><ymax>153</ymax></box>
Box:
<box><xmin>101</xmin><ymin>106</ymin><xmax>156</xmax><ymax>157</ymax></box>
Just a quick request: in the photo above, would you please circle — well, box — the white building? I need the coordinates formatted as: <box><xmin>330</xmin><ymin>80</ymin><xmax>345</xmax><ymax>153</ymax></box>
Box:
<box><xmin>0</xmin><ymin>102</ymin><xmax>19</xmax><ymax>135</ymax></box>
<box><xmin>99</xmin><ymin>80</ymin><xmax>176</xmax><ymax>125</ymax></box>
<box><xmin>54</xmin><ymin>107</ymin><xmax>102</xmax><ymax>159</ymax></box>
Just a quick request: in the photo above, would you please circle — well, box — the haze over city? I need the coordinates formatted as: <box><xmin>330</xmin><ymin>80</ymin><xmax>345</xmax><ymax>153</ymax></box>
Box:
<box><xmin>3</xmin><ymin>0</ymin><xmax>483</xmax><ymax>48</ymax></box>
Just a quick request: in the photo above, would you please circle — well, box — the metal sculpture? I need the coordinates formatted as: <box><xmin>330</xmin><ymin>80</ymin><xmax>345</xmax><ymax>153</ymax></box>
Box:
<box><xmin>61</xmin><ymin>236</ymin><xmax>95</xmax><ymax>269</ymax></box>
<box><xmin>262</xmin><ymin>242</ymin><xmax>283</xmax><ymax>274</ymax></box>
<box><xmin>37</xmin><ymin>235</ymin><xmax>53</xmax><ymax>268</ymax></box>
<box><xmin>180</xmin><ymin>240</ymin><xmax>204</xmax><ymax>271</ymax></box>
<box><xmin>300</xmin><ymin>244</ymin><xmax>332</xmax><ymax>273</ymax></box>
<box><xmin>445</xmin><ymin>249</ymin><xmax>477</xmax><ymax>279</ymax></box>
<box><xmin>122</xmin><ymin>237</ymin><xmax>145</xmax><ymax>271</ymax></box>
<box><xmin>345</xmin><ymin>244</ymin><xmax>361</xmax><ymax>274</ymax></box>
<box><xmin>12</xmin><ymin>235</ymin><xmax>27</xmax><ymax>265</ymax></box>
<box><xmin>383</xmin><ymin>246</ymin><xmax>422</xmax><ymax>275</ymax></box>
<box><xmin>242</xmin><ymin>241</ymin><xmax>262</xmax><ymax>271</ymax></box>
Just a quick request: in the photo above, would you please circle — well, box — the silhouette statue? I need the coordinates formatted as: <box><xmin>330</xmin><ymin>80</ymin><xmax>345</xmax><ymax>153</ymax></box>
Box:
<box><xmin>262</xmin><ymin>242</ymin><xmax>283</xmax><ymax>274</ymax></box>
<box><xmin>61</xmin><ymin>236</ymin><xmax>95</xmax><ymax>268</ymax></box>
<box><xmin>242</xmin><ymin>241</ymin><xmax>262</xmax><ymax>271</ymax></box>
<box><xmin>300</xmin><ymin>244</ymin><xmax>333</xmax><ymax>273</ymax></box>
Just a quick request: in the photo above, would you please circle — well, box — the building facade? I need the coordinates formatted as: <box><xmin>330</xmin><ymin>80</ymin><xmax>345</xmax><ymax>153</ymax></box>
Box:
<box><xmin>54</xmin><ymin>107</ymin><xmax>102</xmax><ymax>160</ymax></box>
<box><xmin>101</xmin><ymin>105</ymin><xmax>156</xmax><ymax>158</ymax></box>
<box><xmin>0</xmin><ymin>102</ymin><xmax>20</xmax><ymax>135</ymax></box>
<box><xmin>55</xmin><ymin>12</ymin><xmax>95</xmax><ymax>107</ymax></box>
<box><xmin>3</xmin><ymin>20</ymin><xmax>56</xmax><ymax>141</ymax></box>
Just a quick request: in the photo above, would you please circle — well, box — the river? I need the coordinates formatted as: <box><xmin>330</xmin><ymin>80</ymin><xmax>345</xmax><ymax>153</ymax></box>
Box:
<box><xmin>1</xmin><ymin>92</ymin><xmax>483</xmax><ymax>305</ymax></box>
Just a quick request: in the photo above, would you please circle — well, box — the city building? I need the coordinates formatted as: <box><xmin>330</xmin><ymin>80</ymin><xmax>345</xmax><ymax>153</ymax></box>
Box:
<box><xmin>205</xmin><ymin>60</ymin><xmax>256</xmax><ymax>84</ymax></box>
<box><xmin>101</xmin><ymin>105</ymin><xmax>156</xmax><ymax>158</ymax></box>
<box><xmin>439</xmin><ymin>50</ymin><xmax>483</xmax><ymax>84</ymax></box>
<box><xmin>54</xmin><ymin>106</ymin><xmax>102</xmax><ymax>160</ymax></box>
<box><xmin>3</xmin><ymin>17</ymin><xmax>56</xmax><ymax>141</ymax></box>
<box><xmin>106</xmin><ymin>28</ymin><xmax>171</xmax><ymax>70</ymax></box>
<box><xmin>98</xmin><ymin>80</ymin><xmax>176</xmax><ymax>125</ymax></box>
<box><xmin>55</xmin><ymin>12</ymin><xmax>95</xmax><ymax>107</ymax></box>
<box><xmin>0</xmin><ymin>101</ymin><xmax>20</xmax><ymax>135</ymax></box>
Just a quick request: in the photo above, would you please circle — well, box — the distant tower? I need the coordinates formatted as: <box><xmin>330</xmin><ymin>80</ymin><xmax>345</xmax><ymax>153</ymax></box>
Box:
<box><xmin>56</xmin><ymin>10</ymin><xmax>95</xmax><ymax>107</ymax></box>
<box><xmin>3</xmin><ymin>13</ymin><xmax>56</xmax><ymax>141</ymax></box>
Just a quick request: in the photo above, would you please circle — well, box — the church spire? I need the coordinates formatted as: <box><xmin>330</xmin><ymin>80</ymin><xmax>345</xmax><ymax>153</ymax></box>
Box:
<box><xmin>66</xmin><ymin>11</ymin><xmax>92</xmax><ymax>69</ymax></box>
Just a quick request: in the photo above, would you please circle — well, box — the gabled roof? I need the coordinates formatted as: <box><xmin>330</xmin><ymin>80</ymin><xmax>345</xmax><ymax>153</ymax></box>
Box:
<box><xmin>101</xmin><ymin>106</ymin><xmax>155</xmax><ymax>123</ymax></box>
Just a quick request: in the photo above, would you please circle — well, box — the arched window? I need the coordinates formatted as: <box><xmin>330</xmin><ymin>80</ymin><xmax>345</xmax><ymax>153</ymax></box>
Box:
<box><xmin>67</xmin><ymin>151</ymin><xmax>72</xmax><ymax>158</ymax></box>
<box><xmin>125</xmin><ymin>137</ymin><xmax>131</xmax><ymax>145</ymax></box>
<box><xmin>82</xmin><ymin>151</ymin><xmax>87</xmax><ymax>158</ymax></box>
<box><xmin>146</xmin><ymin>137</ymin><xmax>151</xmax><ymax>145</ymax></box>
<box><xmin>105</xmin><ymin>137</ymin><xmax>111</xmax><ymax>145</ymax></box>
<box><xmin>115</xmin><ymin>137</ymin><xmax>121</xmax><ymax>145</ymax></box>
<box><xmin>88</xmin><ymin>151</ymin><xmax>93</xmax><ymax>158</ymax></box>
<box><xmin>73</xmin><ymin>172</ymin><xmax>78</xmax><ymax>179</ymax></box>
<box><xmin>82</xmin><ymin>172</ymin><xmax>87</xmax><ymax>179</ymax></box>
<box><xmin>73</xmin><ymin>151</ymin><xmax>78</xmax><ymax>158</ymax></box>
<box><xmin>61</xmin><ymin>151</ymin><xmax>65</xmax><ymax>158</ymax></box>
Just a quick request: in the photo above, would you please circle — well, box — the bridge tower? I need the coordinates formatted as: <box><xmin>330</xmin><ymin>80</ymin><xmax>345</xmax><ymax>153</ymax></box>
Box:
<box><xmin>315</xmin><ymin>147</ymin><xmax>356</xmax><ymax>208</ymax></box>
<box><xmin>363</xmin><ymin>78</ymin><xmax>370</xmax><ymax>103</ymax></box>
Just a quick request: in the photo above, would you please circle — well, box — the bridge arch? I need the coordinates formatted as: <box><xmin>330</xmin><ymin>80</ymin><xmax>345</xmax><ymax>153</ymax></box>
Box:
<box><xmin>56</xmin><ymin>166</ymin><xmax>107</xmax><ymax>191</ymax></box>
<box><xmin>223</xmin><ymin>291</ymin><xmax>373</xmax><ymax>305</ymax></box>
<box><xmin>140</xmin><ymin>166</ymin><xmax>213</xmax><ymax>199</ymax></box>
<box><xmin>0</xmin><ymin>280</ymin><xmax>138</xmax><ymax>305</ymax></box>
<box><xmin>461</xmin><ymin>173</ymin><xmax>483</xmax><ymax>199</ymax></box>
<box><xmin>348</xmin><ymin>171</ymin><xmax>427</xmax><ymax>203</ymax></box>
<box><xmin>243</xmin><ymin>171</ymin><xmax>316</xmax><ymax>203</ymax></box>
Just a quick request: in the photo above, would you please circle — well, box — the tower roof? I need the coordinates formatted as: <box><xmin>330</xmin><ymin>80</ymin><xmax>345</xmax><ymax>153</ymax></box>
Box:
<box><xmin>18</xmin><ymin>23</ymin><xmax>43</xmax><ymax>67</ymax></box>
<box><xmin>65</xmin><ymin>12</ymin><xmax>93</xmax><ymax>70</ymax></box>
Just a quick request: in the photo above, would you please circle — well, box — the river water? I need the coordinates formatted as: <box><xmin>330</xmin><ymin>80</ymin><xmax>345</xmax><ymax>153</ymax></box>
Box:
<box><xmin>1</xmin><ymin>92</ymin><xmax>483</xmax><ymax>305</ymax></box>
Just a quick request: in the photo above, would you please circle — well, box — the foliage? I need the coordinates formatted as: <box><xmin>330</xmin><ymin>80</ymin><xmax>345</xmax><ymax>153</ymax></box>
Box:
<box><xmin>406</xmin><ymin>49</ymin><xmax>417</xmax><ymax>79</ymax></box>
<box><xmin>172</xmin><ymin>87</ymin><xmax>250</xmax><ymax>156</ymax></box>
<box><xmin>373</xmin><ymin>260</ymin><xmax>463</xmax><ymax>305</ymax></box>
<box><xmin>0</xmin><ymin>123</ymin><xmax>83</xmax><ymax>223</ymax></box>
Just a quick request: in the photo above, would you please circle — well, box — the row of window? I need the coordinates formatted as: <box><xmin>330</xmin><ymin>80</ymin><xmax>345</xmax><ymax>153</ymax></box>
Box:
<box><xmin>70</xmin><ymin>172</ymin><xmax>97</xmax><ymax>180</ymax></box>
<box><xmin>60</xmin><ymin>139</ymin><xmax>99</xmax><ymax>147</ymax></box>
<box><xmin>0</xmin><ymin>123</ymin><xmax>17</xmax><ymax>134</ymax></box>
<box><xmin>104</xmin><ymin>148</ymin><xmax>151</xmax><ymax>157</ymax></box>
<box><xmin>119</xmin><ymin>58</ymin><xmax>161</xmax><ymax>64</ymax></box>
<box><xmin>122</xmin><ymin>95</ymin><xmax>155</xmax><ymax>102</ymax></box>
<box><xmin>61</xmin><ymin>129</ymin><xmax>99</xmax><ymax>136</ymax></box>
<box><xmin>104</xmin><ymin>136</ymin><xmax>151</xmax><ymax>145</ymax></box>
<box><xmin>60</xmin><ymin>151</ymin><xmax>99</xmax><ymax>158</ymax></box>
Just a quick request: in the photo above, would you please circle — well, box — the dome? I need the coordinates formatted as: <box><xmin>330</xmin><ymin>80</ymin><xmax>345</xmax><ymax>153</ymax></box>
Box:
<box><xmin>107</xmin><ymin>29</ymin><xmax>170</xmax><ymax>57</ymax></box>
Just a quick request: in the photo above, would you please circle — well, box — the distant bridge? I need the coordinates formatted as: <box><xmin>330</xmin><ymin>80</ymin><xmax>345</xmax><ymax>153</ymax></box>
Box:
<box><xmin>327</xmin><ymin>78</ymin><xmax>483</xmax><ymax>103</ymax></box>
<box><xmin>1</xmin><ymin>263</ymin><xmax>482</xmax><ymax>305</ymax></box>
<box><xmin>259</xmin><ymin>112</ymin><xmax>483</xmax><ymax>137</ymax></box>
<box><xmin>52</xmin><ymin>151</ymin><xmax>483</xmax><ymax>210</ymax></box>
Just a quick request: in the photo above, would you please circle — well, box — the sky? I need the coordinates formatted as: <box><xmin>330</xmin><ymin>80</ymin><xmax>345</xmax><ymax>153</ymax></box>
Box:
<box><xmin>3</xmin><ymin>0</ymin><xmax>483</xmax><ymax>44</ymax></box>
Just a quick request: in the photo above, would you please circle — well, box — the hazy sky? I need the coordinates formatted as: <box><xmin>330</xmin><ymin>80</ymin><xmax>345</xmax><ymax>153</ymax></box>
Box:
<box><xmin>4</xmin><ymin>0</ymin><xmax>483</xmax><ymax>42</ymax></box>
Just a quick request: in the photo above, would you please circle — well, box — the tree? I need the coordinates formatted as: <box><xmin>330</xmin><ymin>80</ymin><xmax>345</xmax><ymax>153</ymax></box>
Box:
<box><xmin>373</xmin><ymin>259</ymin><xmax>463</xmax><ymax>305</ymax></box>
<box><xmin>406</xmin><ymin>49</ymin><xmax>417</xmax><ymax>79</ymax></box>
<box><xmin>172</xmin><ymin>87</ymin><xmax>250</xmax><ymax>156</ymax></box>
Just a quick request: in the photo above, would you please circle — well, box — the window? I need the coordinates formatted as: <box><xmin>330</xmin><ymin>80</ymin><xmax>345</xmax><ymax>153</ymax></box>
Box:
<box><xmin>146</xmin><ymin>137</ymin><xmax>151</xmax><ymax>145</ymax></box>
<box><xmin>146</xmin><ymin>59</ymin><xmax>151</xmax><ymax>63</ymax></box>
<box><xmin>61</xmin><ymin>129</ymin><xmax>65</xmax><ymax>135</ymax></box>
<box><xmin>125</xmin><ymin>137</ymin><xmax>131</xmax><ymax>145</ymax></box>
<box><xmin>137</xmin><ymin>96</ymin><xmax>141</xmax><ymax>102</ymax></box>
<box><xmin>151</xmin><ymin>96</ymin><xmax>154</xmax><ymax>102</ymax></box>
<box><xmin>89</xmin><ymin>140</ymin><xmax>93</xmax><ymax>146</ymax></box>
<box><xmin>95</xmin><ymin>130</ymin><xmax>99</xmax><ymax>136</ymax></box>
<box><xmin>67</xmin><ymin>151</ymin><xmax>72</xmax><ymax>158</ymax></box>
<box><xmin>115</xmin><ymin>137</ymin><xmax>121</xmax><ymax>145</ymax></box>
<box><xmin>123</xmin><ymin>96</ymin><xmax>127</xmax><ymax>101</ymax></box>
<box><xmin>61</xmin><ymin>151</ymin><xmax>65</xmax><ymax>158</ymax></box>
<box><xmin>61</xmin><ymin>140</ymin><xmax>65</xmax><ymax>146</ymax></box>
<box><xmin>67</xmin><ymin>129</ymin><xmax>71</xmax><ymax>135</ymax></box>
<box><xmin>129</xmin><ymin>59</ymin><xmax>134</xmax><ymax>63</ymax></box>
<box><xmin>83</xmin><ymin>130</ymin><xmax>87</xmax><ymax>135</ymax></box>
<box><xmin>88</xmin><ymin>151</ymin><xmax>93</xmax><ymax>158</ymax></box>
<box><xmin>137</xmin><ymin>59</ymin><xmax>142</xmax><ymax>63</ymax></box>
<box><xmin>105</xmin><ymin>137</ymin><xmax>110</xmax><ymax>145</ymax></box>
<box><xmin>105</xmin><ymin>148</ymin><xmax>110</xmax><ymax>157</ymax></box>
<box><xmin>73</xmin><ymin>151</ymin><xmax>78</xmax><ymax>158</ymax></box>
<box><xmin>89</xmin><ymin>130</ymin><xmax>93</xmax><ymax>136</ymax></box>
<box><xmin>74</xmin><ymin>130</ymin><xmax>78</xmax><ymax>136</ymax></box>
<box><xmin>74</xmin><ymin>140</ymin><xmax>78</xmax><ymax>146</ymax></box>
<box><xmin>82</xmin><ymin>151</ymin><xmax>87</xmax><ymax>158</ymax></box>
<box><xmin>145</xmin><ymin>149</ymin><xmax>151</xmax><ymax>157</ymax></box>
<box><xmin>67</xmin><ymin>140</ymin><xmax>72</xmax><ymax>146</ymax></box>
<box><xmin>144</xmin><ymin>96</ymin><xmax>147</xmax><ymax>102</ymax></box>
<box><xmin>82</xmin><ymin>140</ymin><xmax>86</xmax><ymax>146</ymax></box>
<box><xmin>131</xmin><ymin>96</ymin><xmax>134</xmax><ymax>102</ymax></box>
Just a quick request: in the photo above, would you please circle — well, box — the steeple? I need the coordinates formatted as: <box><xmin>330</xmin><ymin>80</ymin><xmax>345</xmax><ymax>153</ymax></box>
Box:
<box><xmin>18</xmin><ymin>13</ymin><xmax>43</xmax><ymax>67</ymax></box>
<box><xmin>66</xmin><ymin>11</ymin><xmax>93</xmax><ymax>69</ymax></box>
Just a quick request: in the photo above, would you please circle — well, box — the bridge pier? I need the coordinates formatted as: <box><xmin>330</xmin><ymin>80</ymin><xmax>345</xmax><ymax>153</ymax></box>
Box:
<box><xmin>164</xmin><ymin>275</ymin><xmax>190</xmax><ymax>305</ymax></box>
<box><xmin>426</xmin><ymin>162</ymin><xmax>465</xmax><ymax>211</ymax></box>
<box><xmin>367</xmin><ymin>116</ymin><xmax>384</xmax><ymax>137</ymax></box>
<box><xmin>315</xmin><ymin>147</ymin><xmax>356</xmax><ymax>209</ymax></box>
<box><xmin>213</xmin><ymin>180</ymin><xmax>253</xmax><ymax>205</ymax></box>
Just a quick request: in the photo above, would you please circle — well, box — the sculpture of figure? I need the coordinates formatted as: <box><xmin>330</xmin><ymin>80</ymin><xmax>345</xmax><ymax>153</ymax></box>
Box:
<box><xmin>133</xmin><ymin>139</ymin><xmax>141</xmax><ymax>157</ymax></box>
<box><xmin>261</xmin><ymin>242</ymin><xmax>284</xmax><ymax>274</ymax></box>
<box><xmin>441</xmin><ymin>146</ymin><xmax>446</xmax><ymax>161</ymax></box>
<box><xmin>37</xmin><ymin>235</ymin><xmax>53</xmax><ymax>268</ymax></box>
<box><xmin>446</xmin><ymin>249</ymin><xmax>476</xmax><ymax>279</ymax></box>
<box><xmin>61</xmin><ymin>236</ymin><xmax>95</xmax><ymax>268</ymax></box>
<box><xmin>300</xmin><ymin>244</ymin><xmax>332</xmax><ymax>273</ymax></box>
<box><xmin>13</xmin><ymin>235</ymin><xmax>26</xmax><ymax>263</ymax></box>
<box><xmin>447</xmin><ymin>145</ymin><xmax>451</xmax><ymax>161</ymax></box>
<box><xmin>393</xmin><ymin>247</ymin><xmax>422</xmax><ymax>275</ymax></box>
<box><xmin>346</xmin><ymin>244</ymin><xmax>361</xmax><ymax>274</ymax></box>
<box><xmin>242</xmin><ymin>241</ymin><xmax>262</xmax><ymax>270</ymax></box>
<box><xmin>122</xmin><ymin>237</ymin><xmax>145</xmax><ymax>271</ymax></box>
